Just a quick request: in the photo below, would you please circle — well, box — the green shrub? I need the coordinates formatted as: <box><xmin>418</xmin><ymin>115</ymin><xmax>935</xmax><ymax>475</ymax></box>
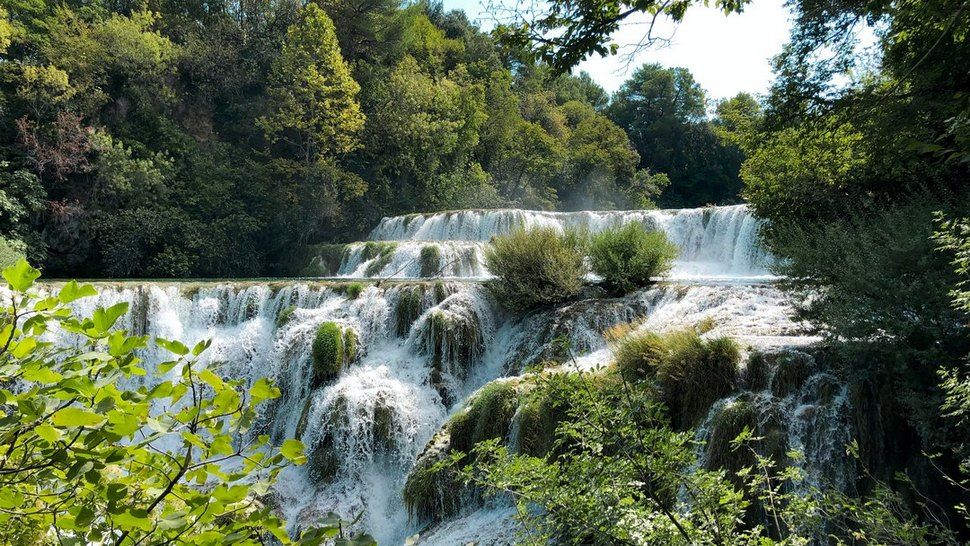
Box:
<box><xmin>420</xmin><ymin>244</ymin><xmax>441</xmax><ymax>277</ymax></box>
<box><xmin>484</xmin><ymin>227</ymin><xmax>586</xmax><ymax>312</ymax></box>
<box><xmin>344</xmin><ymin>282</ymin><xmax>364</xmax><ymax>299</ymax></box>
<box><xmin>448</xmin><ymin>381</ymin><xmax>519</xmax><ymax>454</ymax></box>
<box><xmin>612</xmin><ymin>329</ymin><xmax>740</xmax><ymax>429</ymax></box>
<box><xmin>589</xmin><ymin>222</ymin><xmax>678</xmax><ymax>293</ymax></box>
<box><xmin>311</xmin><ymin>322</ymin><xmax>345</xmax><ymax>386</ymax></box>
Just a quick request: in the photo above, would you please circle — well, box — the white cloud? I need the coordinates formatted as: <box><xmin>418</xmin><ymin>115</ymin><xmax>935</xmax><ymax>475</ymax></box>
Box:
<box><xmin>444</xmin><ymin>0</ymin><xmax>794</xmax><ymax>100</ymax></box>
<box><xmin>575</xmin><ymin>1</ymin><xmax>793</xmax><ymax>99</ymax></box>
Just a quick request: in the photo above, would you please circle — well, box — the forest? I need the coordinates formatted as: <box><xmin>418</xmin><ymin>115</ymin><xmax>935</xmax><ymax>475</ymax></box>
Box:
<box><xmin>0</xmin><ymin>0</ymin><xmax>968</xmax><ymax>544</ymax></box>
<box><xmin>0</xmin><ymin>0</ymin><xmax>750</xmax><ymax>278</ymax></box>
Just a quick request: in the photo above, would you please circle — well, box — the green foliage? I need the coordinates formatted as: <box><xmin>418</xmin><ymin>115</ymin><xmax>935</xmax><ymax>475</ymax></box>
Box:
<box><xmin>0</xmin><ymin>0</ymin><xmax>651</xmax><ymax>277</ymax></box>
<box><xmin>0</xmin><ymin>260</ymin><xmax>374</xmax><ymax>544</ymax></box>
<box><xmin>448</xmin><ymin>381</ymin><xmax>520</xmax><ymax>454</ymax></box>
<box><xmin>260</xmin><ymin>3</ymin><xmax>364</xmax><ymax>159</ymax></box>
<box><xmin>608</xmin><ymin>64</ymin><xmax>749</xmax><ymax>207</ymax></box>
<box><xmin>935</xmin><ymin>214</ymin><xmax>970</xmax><ymax>478</ymax></box>
<box><xmin>484</xmin><ymin>227</ymin><xmax>586</xmax><ymax>312</ymax></box>
<box><xmin>612</xmin><ymin>329</ymin><xmax>740</xmax><ymax>429</ymax></box>
<box><xmin>0</xmin><ymin>236</ymin><xmax>25</xmax><ymax>269</ymax></box>
<box><xmin>743</xmin><ymin>117</ymin><xmax>869</xmax><ymax>223</ymax></box>
<box><xmin>311</xmin><ymin>321</ymin><xmax>345</xmax><ymax>385</ymax></box>
<box><xmin>420</xmin><ymin>244</ymin><xmax>441</xmax><ymax>277</ymax></box>
<box><xmin>459</xmin><ymin>365</ymin><xmax>954</xmax><ymax>546</ymax></box>
<box><xmin>588</xmin><ymin>222</ymin><xmax>678</xmax><ymax>293</ymax></box>
<box><xmin>491</xmin><ymin>0</ymin><xmax>746</xmax><ymax>72</ymax></box>
<box><xmin>344</xmin><ymin>282</ymin><xmax>364</xmax><ymax>299</ymax></box>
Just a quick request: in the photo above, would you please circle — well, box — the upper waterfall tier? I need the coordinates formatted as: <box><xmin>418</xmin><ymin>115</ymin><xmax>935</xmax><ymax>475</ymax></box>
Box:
<box><xmin>353</xmin><ymin>204</ymin><xmax>773</xmax><ymax>279</ymax></box>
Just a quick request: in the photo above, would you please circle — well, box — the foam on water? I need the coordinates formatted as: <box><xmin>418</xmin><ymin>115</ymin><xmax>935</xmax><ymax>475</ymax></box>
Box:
<box><xmin>34</xmin><ymin>276</ymin><xmax>824</xmax><ymax>544</ymax></box>
<box><xmin>30</xmin><ymin>199</ymin><xmax>855</xmax><ymax>544</ymax></box>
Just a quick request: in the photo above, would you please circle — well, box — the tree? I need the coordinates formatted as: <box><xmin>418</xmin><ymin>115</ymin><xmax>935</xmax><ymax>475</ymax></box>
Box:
<box><xmin>460</xmin><ymin>363</ymin><xmax>954</xmax><ymax>545</ymax></box>
<box><xmin>260</xmin><ymin>3</ymin><xmax>365</xmax><ymax>163</ymax></box>
<box><xmin>608</xmin><ymin>64</ymin><xmax>744</xmax><ymax>207</ymax></box>
<box><xmin>490</xmin><ymin>0</ymin><xmax>748</xmax><ymax>71</ymax></box>
<box><xmin>0</xmin><ymin>259</ymin><xmax>376</xmax><ymax>544</ymax></box>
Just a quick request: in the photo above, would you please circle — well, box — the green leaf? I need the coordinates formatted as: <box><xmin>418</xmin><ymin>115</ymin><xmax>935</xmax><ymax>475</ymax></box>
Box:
<box><xmin>250</xmin><ymin>378</ymin><xmax>281</xmax><ymax>403</ymax></box>
<box><xmin>192</xmin><ymin>339</ymin><xmax>211</xmax><ymax>356</ymax></box>
<box><xmin>198</xmin><ymin>369</ymin><xmax>224</xmax><ymax>390</ymax></box>
<box><xmin>2</xmin><ymin>258</ymin><xmax>41</xmax><ymax>292</ymax></box>
<box><xmin>52</xmin><ymin>407</ymin><xmax>107</xmax><ymax>428</ymax></box>
<box><xmin>58</xmin><ymin>280</ymin><xmax>98</xmax><ymax>304</ymax></box>
<box><xmin>10</xmin><ymin>337</ymin><xmax>37</xmax><ymax>359</ymax></box>
<box><xmin>92</xmin><ymin>302</ymin><xmax>130</xmax><ymax>333</ymax></box>
<box><xmin>36</xmin><ymin>422</ymin><xmax>62</xmax><ymax>442</ymax></box>
<box><xmin>21</xmin><ymin>364</ymin><xmax>62</xmax><ymax>383</ymax></box>
<box><xmin>280</xmin><ymin>439</ymin><xmax>307</xmax><ymax>465</ymax></box>
<box><xmin>156</xmin><ymin>338</ymin><xmax>189</xmax><ymax>356</ymax></box>
<box><xmin>114</xmin><ymin>509</ymin><xmax>153</xmax><ymax>532</ymax></box>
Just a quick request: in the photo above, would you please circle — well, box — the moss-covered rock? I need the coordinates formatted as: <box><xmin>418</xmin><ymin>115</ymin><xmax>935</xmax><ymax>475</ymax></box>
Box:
<box><xmin>743</xmin><ymin>351</ymin><xmax>771</xmax><ymax>392</ymax></box>
<box><xmin>308</xmin><ymin>431</ymin><xmax>341</xmax><ymax>483</ymax></box>
<box><xmin>395</xmin><ymin>285</ymin><xmax>426</xmax><ymax>336</ymax></box>
<box><xmin>303</xmin><ymin>244</ymin><xmax>349</xmax><ymax>276</ymax></box>
<box><xmin>612</xmin><ymin>329</ymin><xmax>740</xmax><ymax>429</ymax></box>
<box><xmin>433</xmin><ymin>281</ymin><xmax>448</xmax><ymax>303</ymax></box>
<box><xmin>421</xmin><ymin>309</ymin><xmax>484</xmax><ymax>404</ymax></box>
<box><xmin>704</xmin><ymin>396</ymin><xmax>759</xmax><ymax>481</ymax></box>
<box><xmin>404</xmin><ymin>431</ymin><xmax>463</xmax><ymax>523</ymax></box>
<box><xmin>362</xmin><ymin>242</ymin><xmax>398</xmax><ymax>277</ymax></box>
<box><xmin>310</xmin><ymin>322</ymin><xmax>357</xmax><ymax>387</ymax></box>
<box><xmin>420</xmin><ymin>244</ymin><xmax>441</xmax><ymax>277</ymax></box>
<box><xmin>448</xmin><ymin>380</ymin><xmax>519</xmax><ymax>454</ymax></box>
<box><xmin>770</xmin><ymin>351</ymin><xmax>817</xmax><ymax>398</ymax></box>
<box><xmin>312</xmin><ymin>322</ymin><xmax>344</xmax><ymax>385</ymax></box>
<box><xmin>343</xmin><ymin>328</ymin><xmax>358</xmax><ymax>363</ymax></box>
<box><xmin>515</xmin><ymin>386</ymin><xmax>563</xmax><ymax>456</ymax></box>
<box><xmin>276</xmin><ymin>305</ymin><xmax>297</xmax><ymax>328</ymax></box>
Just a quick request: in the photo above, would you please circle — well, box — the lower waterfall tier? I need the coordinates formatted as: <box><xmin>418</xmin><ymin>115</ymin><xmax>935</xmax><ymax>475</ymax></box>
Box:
<box><xmin>46</xmin><ymin>279</ymin><xmax>826</xmax><ymax>544</ymax></box>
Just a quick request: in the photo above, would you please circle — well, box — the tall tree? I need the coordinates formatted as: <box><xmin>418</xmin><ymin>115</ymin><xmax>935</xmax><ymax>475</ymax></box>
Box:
<box><xmin>260</xmin><ymin>3</ymin><xmax>365</xmax><ymax>165</ymax></box>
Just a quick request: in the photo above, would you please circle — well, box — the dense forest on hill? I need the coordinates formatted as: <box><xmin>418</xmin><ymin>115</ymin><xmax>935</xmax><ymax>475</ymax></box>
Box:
<box><xmin>0</xmin><ymin>0</ymin><xmax>751</xmax><ymax>278</ymax></box>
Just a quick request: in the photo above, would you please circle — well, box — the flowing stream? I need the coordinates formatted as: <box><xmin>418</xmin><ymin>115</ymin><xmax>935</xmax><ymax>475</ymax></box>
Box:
<box><xmin>47</xmin><ymin>205</ymin><xmax>852</xmax><ymax>544</ymax></box>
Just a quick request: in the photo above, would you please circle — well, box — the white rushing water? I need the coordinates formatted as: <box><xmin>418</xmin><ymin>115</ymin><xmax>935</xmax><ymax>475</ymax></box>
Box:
<box><xmin>41</xmin><ymin>276</ymin><xmax>830</xmax><ymax>544</ymax></box>
<box><xmin>35</xmin><ymin>204</ymin><xmax>855</xmax><ymax>544</ymax></box>
<box><xmin>335</xmin><ymin>204</ymin><xmax>774</xmax><ymax>280</ymax></box>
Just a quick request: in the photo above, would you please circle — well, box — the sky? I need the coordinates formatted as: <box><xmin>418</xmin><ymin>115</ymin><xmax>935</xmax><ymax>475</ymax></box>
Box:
<box><xmin>441</xmin><ymin>0</ymin><xmax>794</xmax><ymax>101</ymax></box>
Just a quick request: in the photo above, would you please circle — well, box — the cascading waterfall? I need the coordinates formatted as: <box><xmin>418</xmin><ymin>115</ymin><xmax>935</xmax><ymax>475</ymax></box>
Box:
<box><xmin>37</xmin><ymin>204</ymin><xmax>853</xmax><ymax>544</ymax></box>
<box><xmin>331</xmin><ymin>204</ymin><xmax>774</xmax><ymax>280</ymax></box>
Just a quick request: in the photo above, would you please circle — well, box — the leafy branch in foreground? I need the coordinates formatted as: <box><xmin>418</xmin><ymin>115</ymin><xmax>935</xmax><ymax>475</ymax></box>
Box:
<box><xmin>488</xmin><ymin>0</ymin><xmax>749</xmax><ymax>71</ymax></box>
<box><xmin>457</xmin><ymin>355</ymin><xmax>956</xmax><ymax>545</ymax></box>
<box><xmin>0</xmin><ymin>259</ymin><xmax>374</xmax><ymax>545</ymax></box>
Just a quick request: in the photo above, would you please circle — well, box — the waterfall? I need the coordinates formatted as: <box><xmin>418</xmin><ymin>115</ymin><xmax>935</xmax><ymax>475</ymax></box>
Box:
<box><xmin>32</xmin><ymin>205</ymin><xmax>854</xmax><ymax>545</ymax></box>
<box><xmin>35</xmin><ymin>275</ymin><xmax>838</xmax><ymax>544</ymax></box>
<box><xmin>329</xmin><ymin>205</ymin><xmax>773</xmax><ymax>280</ymax></box>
